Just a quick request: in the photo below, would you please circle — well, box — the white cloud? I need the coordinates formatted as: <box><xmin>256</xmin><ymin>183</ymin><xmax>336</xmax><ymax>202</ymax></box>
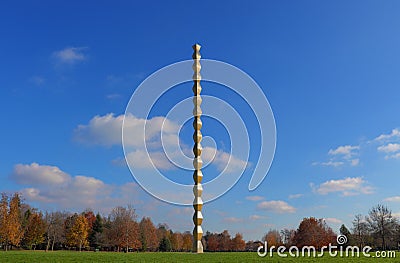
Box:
<box><xmin>74</xmin><ymin>113</ymin><xmax>124</xmax><ymax>146</ymax></box>
<box><xmin>12</xmin><ymin>163</ymin><xmax>142</xmax><ymax>213</ymax></box>
<box><xmin>53</xmin><ymin>47</ymin><xmax>87</xmax><ymax>64</ymax></box>
<box><xmin>210</xmin><ymin>148</ymin><xmax>249</xmax><ymax>173</ymax></box>
<box><xmin>249</xmin><ymin>215</ymin><xmax>266</xmax><ymax>221</ymax></box>
<box><xmin>350</xmin><ymin>159</ymin><xmax>360</xmax><ymax>166</ymax></box>
<box><xmin>246</xmin><ymin>195</ymin><xmax>264</xmax><ymax>201</ymax></box>
<box><xmin>328</xmin><ymin>145</ymin><xmax>359</xmax><ymax>159</ymax></box>
<box><xmin>378</xmin><ymin>143</ymin><xmax>400</xmax><ymax>153</ymax></box>
<box><xmin>288</xmin><ymin>194</ymin><xmax>303</xmax><ymax>199</ymax></box>
<box><xmin>167</xmin><ymin>207</ymin><xmax>192</xmax><ymax>217</ymax></box>
<box><xmin>314</xmin><ymin>145</ymin><xmax>360</xmax><ymax>168</ymax></box>
<box><xmin>377</xmin><ymin>143</ymin><xmax>400</xmax><ymax>160</ymax></box>
<box><xmin>383</xmin><ymin>196</ymin><xmax>400</xmax><ymax>202</ymax></box>
<box><xmin>77</xmin><ymin>113</ymin><xmax>249</xmax><ymax>173</ymax></box>
<box><xmin>321</xmin><ymin>161</ymin><xmax>344</xmax><ymax>167</ymax></box>
<box><xmin>313</xmin><ymin>177</ymin><xmax>374</xmax><ymax>196</ymax></box>
<box><xmin>324</xmin><ymin>218</ymin><xmax>342</xmax><ymax>224</ymax></box>
<box><xmin>74</xmin><ymin>113</ymin><xmax>179</xmax><ymax>147</ymax></box>
<box><xmin>123</xmin><ymin>150</ymin><xmax>174</xmax><ymax>170</ymax></box>
<box><xmin>257</xmin><ymin>200</ymin><xmax>296</xmax><ymax>214</ymax></box>
<box><xmin>393</xmin><ymin>212</ymin><xmax>400</xmax><ymax>219</ymax></box>
<box><xmin>385</xmin><ymin>153</ymin><xmax>400</xmax><ymax>159</ymax></box>
<box><xmin>13</xmin><ymin>163</ymin><xmax>71</xmax><ymax>186</ymax></box>
<box><xmin>223</xmin><ymin>217</ymin><xmax>244</xmax><ymax>223</ymax></box>
<box><xmin>374</xmin><ymin>129</ymin><xmax>400</xmax><ymax>141</ymax></box>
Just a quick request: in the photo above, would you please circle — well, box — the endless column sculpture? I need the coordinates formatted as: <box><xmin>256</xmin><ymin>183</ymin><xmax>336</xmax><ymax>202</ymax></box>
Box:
<box><xmin>192</xmin><ymin>44</ymin><xmax>204</xmax><ymax>253</ymax></box>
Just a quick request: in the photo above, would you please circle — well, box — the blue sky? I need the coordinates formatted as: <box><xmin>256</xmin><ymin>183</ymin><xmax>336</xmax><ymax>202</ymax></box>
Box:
<box><xmin>1</xmin><ymin>1</ymin><xmax>400</xmax><ymax>241</ymax></box>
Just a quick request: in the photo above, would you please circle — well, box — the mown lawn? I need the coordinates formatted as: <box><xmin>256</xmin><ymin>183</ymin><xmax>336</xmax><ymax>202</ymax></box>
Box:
<box><xmin>0</xmin><ymin>251</ymin><xmax>399</xmax><ymax>262</ymax></box>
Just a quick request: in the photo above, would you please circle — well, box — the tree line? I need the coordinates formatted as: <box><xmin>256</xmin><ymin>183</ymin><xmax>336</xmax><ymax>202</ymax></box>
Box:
<box><xmin>2</xmin><ymin>192</ymin><xmax>399</xmax><ymax>252</ymax></box>
<box><xmin>0</xmin><ymin>192</ymin><xmax>248</xmax><ymax>252</ymax></box>
<box><xmin>262</xmin><ymin>204</ymin><xmax>400</xmax><ymax>250</ymax></box>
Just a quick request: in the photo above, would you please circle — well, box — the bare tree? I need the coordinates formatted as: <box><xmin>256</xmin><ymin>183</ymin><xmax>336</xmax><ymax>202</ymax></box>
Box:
<box><xmin>366</xmin><ymin>204</ymin><xmax>397</xmax><ymax>249</ymax></box>
<box><xmin>45</xmin><ymin>211</ymin><xmax>68</xmax><ymax>251</ymax></box>
<box><xmin>281</xmin><ymin>228</ymin><xmax>296</xmax><ymax>247</ymax></box>
<box><xmin>351</xmin><ymin>214</ymin><xmax>369</xmax><ymax>248</ymax></box>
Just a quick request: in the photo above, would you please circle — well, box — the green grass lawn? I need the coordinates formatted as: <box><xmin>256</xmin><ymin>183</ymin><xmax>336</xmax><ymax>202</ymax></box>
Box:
<box><xmin>0</xmin><ymin>251</ymin><xmax>399</xmax><ymax>262</ymax></box>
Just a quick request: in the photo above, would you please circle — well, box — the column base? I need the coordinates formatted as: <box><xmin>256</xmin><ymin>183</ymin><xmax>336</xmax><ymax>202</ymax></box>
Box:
<box><xmin>193</xmin><ymin>240</ymin><xmax>204</xmax><ymax>253</ymax></box>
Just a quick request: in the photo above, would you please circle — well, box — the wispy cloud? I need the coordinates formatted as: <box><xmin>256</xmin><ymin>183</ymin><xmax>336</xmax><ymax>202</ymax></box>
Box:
<box><xmin>312</xmin><ymin>177</ymin><xmax>373</xmax><ymax>196</ymax></box>
<box><xmin>222</xmin><ymin>217</ymin><xmax>244</xmax><ymax>223</ymax></box>
<box><xmin>319</xmin><ymin>161</ymin><xmax>345</xmax><ymax>167</ymax></box>
<box><xmin>350</xmin><ymin>159</ymin><xmax>360</xmax><ymax>166</ymax></box>
<box><xmin>249</xmin><ymin>215</ymin><xmax>267</xmax><ymax>221</ymax></box>
<box><xmin>246</xmin><ymin>195</ymin><xmax>265</xmax><ymax>201</ymax></box>
<box><xmin>328</xmin><ymin>145</ymin><xmax>359</xmax><ymax>159</ymax></box>
<box><xmin>314</xmin><ymin>145</ymin><xmax>360</xmax><ymax>167</ymax></box>
<box><xmin>53</xmin><ymin>47</ymin><xmax>88</xmax><ymax>64</ymax></box>
<box><xmin>374</xmin><ymin>129</ymin><xmax>400</xmax><ymax>141</ymax></box>
<box><xmin>385</xmin><ymin>153</ymin><xmax>400</xmax><ymax>159</ymax></box>
<box><xmin>383</xmin><ymin>196</ymin><xmax>400</xmax><ymax>202</ymax></box>
<box><xmin>257</xmin><ymin>200</ymin><xmax>296</xmax><ymax>214</ymax></box>
<box><xmin>288</xmin><ymin>193</ymin><xmax>303</xmax><ymax>199</ymax></box>
<box><xmin>393</xmin><ymin>213</ymin><xmax>400</xmax><ymax>219</ymax></box>
<box><xmin>324</xmin><ymin>217</ymin><xmax>342</xmax><ymax>224</ymax></box>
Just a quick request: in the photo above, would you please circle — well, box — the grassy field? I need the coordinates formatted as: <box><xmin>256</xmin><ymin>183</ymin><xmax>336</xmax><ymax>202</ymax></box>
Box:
<box><xmin>0</xmin><ymin>251</ymin><xmax>399</xmax><ymax>262</ymax></box>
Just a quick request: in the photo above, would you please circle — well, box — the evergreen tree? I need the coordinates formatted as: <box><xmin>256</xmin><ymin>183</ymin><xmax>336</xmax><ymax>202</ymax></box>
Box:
<box><xmin>159</xmin><ymin>236</ymin><xmax>172</xmax><ymax>252</ymax></box>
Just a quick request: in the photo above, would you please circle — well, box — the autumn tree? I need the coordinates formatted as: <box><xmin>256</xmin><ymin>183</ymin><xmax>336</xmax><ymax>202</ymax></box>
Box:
<box><xmin>293</xmin><ymin>217</ymin><xmax>336</xmax><ymax>249</ymax></box>
<box><xmin>0</xmin><ymin>193</ymin><xmax>24</xmax><ymax>250</ymax></box>
<box><xmin>204</xmin><ymin>232</ymin><xmax>219</xmax><ymax>251</ymax></box>
<box><xmin>231</xmin><ymin>233</ymin><xmax>246</xmax><ymax>251</ymax></box>
<box><xmin>366</xmin><ymin>204</ymin><xmax>398</xmax><ymax>249</ymax></box>
<box><xmin>0</xmin><ymin>193</ymin><xmax>9</xmax><ymax>250</ymax></box>
<box><xmin>182</xmin><ymin>231</ymin><xmax>193</xmax><ymax>251</ymax></box>
<box><xmin>139</xmin><ymin>217</ymin><xmax>158</xmax><ymax>251</ymax></box>
<box><xmin>170</xmin><ymin>232</ymin><xmax>183</xmax><ymax>251</ymax></box>
<box><xmin>218</xmin><ymin>230</ymin><xmax>231</xmax><ymax>251</ymax></box>
<box><xmin>9</xmin><ymin>193</ymin><xmax>24</xmax><ymax>249</ymax></box>
<box><xmin>108</xmin><ymin>206</ymin><xmax>140</xmax><ymax>252</ymax></box>
<box><xmin>263</xmin><ymin>229</ymin><xmax>283</xmax><ymax>247</ymax></box>
<box><xmin>23</xmin><ymin>210</ymin><xmax>46</xmax><ymax>250</ymax></box>
<box><xmin>66</xmin><ymin>214</ymin><xmax>89</xmax><ymax>251</ymax></box>
<box><xmin>84</xmin><ymin>210</ymin><xmax>96</xmax><ymax>230</ymax></box>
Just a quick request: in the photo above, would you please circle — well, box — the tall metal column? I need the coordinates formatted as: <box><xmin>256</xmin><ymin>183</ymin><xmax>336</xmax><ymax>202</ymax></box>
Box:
<box><xmin>192</xmin><ymin>43</ymin><xmax>204</xmax><ymax>253</ymax></box>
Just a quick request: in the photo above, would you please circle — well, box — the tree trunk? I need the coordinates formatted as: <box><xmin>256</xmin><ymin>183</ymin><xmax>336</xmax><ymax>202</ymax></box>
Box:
<box><xmin>46</xmin><ymin>238</ymin><xmax>50</xmax><ymax>252</ymax></box>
